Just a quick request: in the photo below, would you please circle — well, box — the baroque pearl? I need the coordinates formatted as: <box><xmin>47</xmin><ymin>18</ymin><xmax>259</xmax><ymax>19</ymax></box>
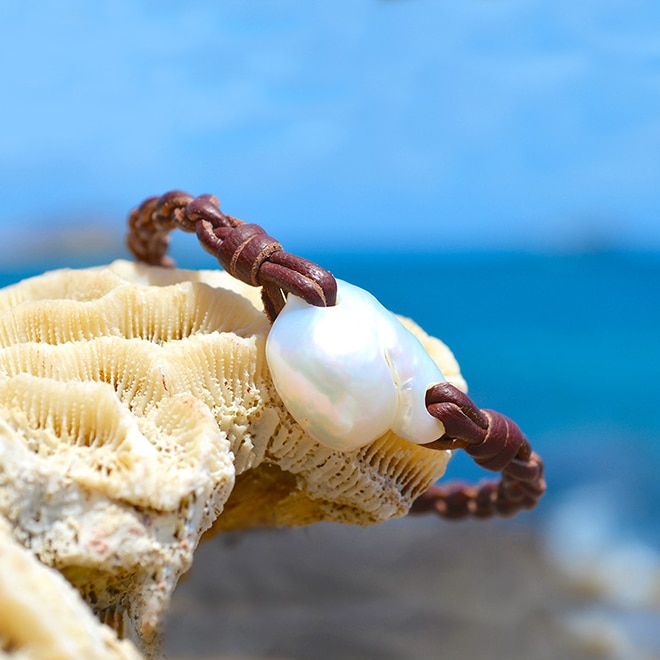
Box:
<box><xmin>265</xmin><ymin>279</ymin><xmax>446</xmax><ymax>451</ymax></box>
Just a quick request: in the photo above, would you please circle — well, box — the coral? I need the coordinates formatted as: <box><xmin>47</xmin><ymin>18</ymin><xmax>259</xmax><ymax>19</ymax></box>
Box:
<box><xmin>0</xmin><ymin>517</ymin><xmax>140</xmax><ymax>659</ymax></box>
<box><xmin>0</xmin><ymin>260</ymin><xmax>465</xmax><ymax>653</ymax></box>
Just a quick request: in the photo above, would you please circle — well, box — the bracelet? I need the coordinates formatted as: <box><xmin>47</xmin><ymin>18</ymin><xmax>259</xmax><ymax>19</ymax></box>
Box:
<box><xmin>127</xmin><ymin>191</ymin><xmax>546</xmax><ymax>519</ymax></box>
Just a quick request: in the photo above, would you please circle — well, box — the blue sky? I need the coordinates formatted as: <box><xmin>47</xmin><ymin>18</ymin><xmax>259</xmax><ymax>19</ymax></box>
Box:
<box><xmin>1</xmin><ymin>1</ymin><xmax>659</xmax><ymax>265</ymax></box>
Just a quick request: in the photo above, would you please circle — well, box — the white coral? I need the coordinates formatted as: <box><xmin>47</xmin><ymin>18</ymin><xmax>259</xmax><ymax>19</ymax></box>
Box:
<box><xmin>0</xmin><ymin>260</ymin><xmax>464</xmax><ymax>654</ymax></box>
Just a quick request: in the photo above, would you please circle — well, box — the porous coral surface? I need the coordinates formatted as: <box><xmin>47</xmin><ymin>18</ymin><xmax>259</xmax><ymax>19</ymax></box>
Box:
<box><xmin>0</xmin><ymin>260</ymin><xmax>464</xmax><ymax>654</ymax></box>
<box><xmin>0</xmin><ymin>518</ymin><xmax>141</xmax><ymax>660</ymax></box>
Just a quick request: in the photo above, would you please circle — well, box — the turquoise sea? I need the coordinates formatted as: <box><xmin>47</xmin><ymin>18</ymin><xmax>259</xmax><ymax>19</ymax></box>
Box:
<box><xmin>2</xmin><ymin>248</ymin><xmax>658</xmax><ymax>535</ymax></box>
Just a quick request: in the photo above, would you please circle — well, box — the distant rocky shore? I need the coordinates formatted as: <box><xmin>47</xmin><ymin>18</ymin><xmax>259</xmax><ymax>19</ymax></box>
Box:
<box><xmin>164</xmin><ymin>517</ymin><xmax>631</xmax><ymax>660</ymax></box>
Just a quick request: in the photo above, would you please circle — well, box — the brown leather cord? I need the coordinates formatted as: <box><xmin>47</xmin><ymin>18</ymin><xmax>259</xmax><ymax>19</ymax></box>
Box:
<box><xmin>126</xmin><ymin>191</ymin><xmax>545</xmax><ymax>518</ymax></box>
<box><xmin>410</xmin><ymin>383</ymin><xmax>546</xmax><ymax>518</ymax></box>
<box><xmin>127</xmin><ymin>190</ymin><xmax>337</xmax><ymax>321</ymax></box>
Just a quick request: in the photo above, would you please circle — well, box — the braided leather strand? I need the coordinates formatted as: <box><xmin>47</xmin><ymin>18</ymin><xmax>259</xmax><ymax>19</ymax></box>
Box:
<box><xmin>410</xmin><ymin>382</ymin><xmax>546</xmax><ymax>519</ymax></box>
<box><xmin>127</xmin><ymin>190</ymin><xmax>337</xmax><ymax>320</ymax></box>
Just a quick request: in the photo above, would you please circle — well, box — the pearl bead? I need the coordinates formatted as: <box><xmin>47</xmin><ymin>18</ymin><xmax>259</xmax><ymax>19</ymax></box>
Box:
<box><xmin>265</xmin><ymin>280</ymin><xmax>446</xmax><ymax>451</ymax></box>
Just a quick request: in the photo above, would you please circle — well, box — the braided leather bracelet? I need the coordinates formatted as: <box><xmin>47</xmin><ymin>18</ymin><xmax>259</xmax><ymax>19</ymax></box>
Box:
<box><xmin>127</xmin><ymin>191</ymin><xmax>546</xmax><ymax>519</ymax></box>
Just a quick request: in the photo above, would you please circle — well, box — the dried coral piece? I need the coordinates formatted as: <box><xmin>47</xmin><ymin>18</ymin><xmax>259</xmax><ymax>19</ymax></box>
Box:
<box><xmin>0</xmin><ymin>260</ymin><xmax>464</xmax><ymax>651</ymax></box>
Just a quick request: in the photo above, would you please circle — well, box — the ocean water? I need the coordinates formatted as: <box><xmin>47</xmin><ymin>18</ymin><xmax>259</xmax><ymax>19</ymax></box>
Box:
<box><xmin>1</xmin><ymin>250</ymin><xmax>658</xmax><ymax>529</ymax></box>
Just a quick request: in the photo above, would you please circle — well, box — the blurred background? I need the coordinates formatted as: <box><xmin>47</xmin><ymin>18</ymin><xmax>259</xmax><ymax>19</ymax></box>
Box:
<box><xmin>1</xmin><ymin>2</ymin><xmax>659</xmax><ymax>658</ymax></box>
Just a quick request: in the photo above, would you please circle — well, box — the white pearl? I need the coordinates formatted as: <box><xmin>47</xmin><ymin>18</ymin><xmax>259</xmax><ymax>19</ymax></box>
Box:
<box><xmin>265</xmin><ymin>280</ymin><xmax>446</xmax><ymax>451</ymax></box>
